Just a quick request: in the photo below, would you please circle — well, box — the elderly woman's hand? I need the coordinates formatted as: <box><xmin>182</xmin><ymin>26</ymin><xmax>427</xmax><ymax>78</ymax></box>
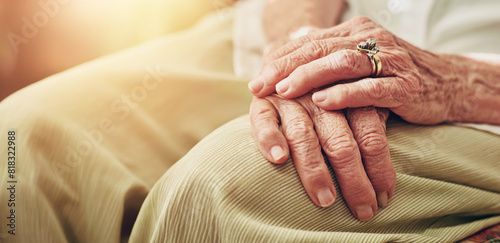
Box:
<box><xmin>249</xmin><ymin>16</ymin><xmax>500</xmax><ymax>125</ymax></box>
<box><xmin>253</xmin><ymin>6</ymin><xmax>400</xmax><ymax>220</ymax></box>
<box><xmin>250</xmin><ymin>93</ymin><xmax>395</xmax><ymax>221</ymax></box>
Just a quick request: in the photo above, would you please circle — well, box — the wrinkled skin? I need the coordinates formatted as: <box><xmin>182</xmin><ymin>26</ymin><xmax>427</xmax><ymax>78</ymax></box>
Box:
<box><xmin>251</xmin><ymin>11</ymin><xmax>397</xmax><ymax>221</ymax></box>
<box><xmin>250</xmin><ymin>16</ymin><xmax>483</xmax><ymax>125</ymax></box>
<box><xmin>250</xmin><ymin>94</ymin><xmax>394</xmax><ymax>221</ymax></box>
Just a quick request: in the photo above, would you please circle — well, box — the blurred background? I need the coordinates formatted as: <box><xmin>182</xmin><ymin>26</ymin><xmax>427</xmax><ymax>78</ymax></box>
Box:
<box><xmin>0</xmin><ymin>0</ymin><xmax>234</xmax><ymax>101</ymax></box>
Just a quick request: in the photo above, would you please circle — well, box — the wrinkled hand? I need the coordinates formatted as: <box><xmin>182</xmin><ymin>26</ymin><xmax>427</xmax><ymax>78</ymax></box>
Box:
<box><xmin>250</xmin><ymin>94</ymin><xmax>395</xmax><ymax>221</ymax></box>
<box><xmin>250</xmin><ymin>16</ymin><xmax>468</xmax><ymax>124</ymax></box>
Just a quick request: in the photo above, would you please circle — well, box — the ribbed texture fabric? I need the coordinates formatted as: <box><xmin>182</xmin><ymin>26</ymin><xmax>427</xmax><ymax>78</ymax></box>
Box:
<box><xmin>0</xmin><ymin>8</ymin><xmax>251</xmax><ymax>243</ymax></box>
<box><xmin>130</xmin><ymin>116</ymin><xmax>500</xmax><ymax>243</ymax></box>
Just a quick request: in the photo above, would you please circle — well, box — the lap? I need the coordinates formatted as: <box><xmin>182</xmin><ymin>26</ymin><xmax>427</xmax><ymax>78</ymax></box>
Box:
<box><xmin>0</xmin><ymin>9</ymin><xmax>251</xmax><ymax>243</ymax></box>
<box><xmin>131</xmin><ymin>115</ymin><xmax>500</xmax><ymax>242</ymax></box>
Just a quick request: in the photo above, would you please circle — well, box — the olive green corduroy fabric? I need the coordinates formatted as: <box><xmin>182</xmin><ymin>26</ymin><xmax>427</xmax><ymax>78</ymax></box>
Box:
<box><xmin>0</xmin><ymin>8</ymin><xmax>251</xmax><ymax>243</ymax></box>
<box><xmin>130</xmin><ymin>115</ymin><xmax>500</xmax><ymax>243</ymax></box>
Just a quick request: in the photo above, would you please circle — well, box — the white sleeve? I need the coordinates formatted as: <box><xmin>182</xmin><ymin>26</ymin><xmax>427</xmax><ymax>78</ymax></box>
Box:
<box><xmin>233</xmin><ymin>0</ymin><xmax>266</xmax><ymax>79</ymax></box>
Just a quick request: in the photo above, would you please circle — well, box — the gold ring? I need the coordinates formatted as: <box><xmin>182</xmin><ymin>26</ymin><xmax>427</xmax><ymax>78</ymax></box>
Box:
<box><xmin>368</xmin><ymin>55</ymin><xmax>376</xmax><ymax>76</ymax></box>
<box><xmin>357</xmin><ymin>38</ymin><xmax>382</xmax><ymax>77</ymax></box>
<box><xmin>372</xmin><ymin>54</ymin><xmax>382</xmax><ymax>77</ymax></box>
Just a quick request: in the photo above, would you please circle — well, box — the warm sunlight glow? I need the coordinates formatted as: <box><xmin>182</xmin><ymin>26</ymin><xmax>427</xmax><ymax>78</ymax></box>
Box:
<box><xmin>0</xmin><ymin>0</ymin><xmax>227</xmax><ymax>100</ymax></box>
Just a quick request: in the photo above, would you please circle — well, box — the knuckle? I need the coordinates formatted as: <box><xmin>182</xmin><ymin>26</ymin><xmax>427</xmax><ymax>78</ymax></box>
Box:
<box><xmin>357</xmin><ymin>132</ymin><xmax>389</xmax><ymax>158</ymax></box>
<box><xmin>285</xmin><ymin>118</ymin><xmax>315</xmax><ymax>142</ymax></box>
<box><xmin>251</xmin><ymin>103</ymin><xmax>272</xmax><ymax>117</ymax></box>
<box><xmin>360</xmin><ymin>79</ymin><xmax>384</xmax><ymax>100</ymax></box>
<box><xmin>309</xmin><ymin>40</ymin><xmax>328</xmax><ymax>58</ymax></box>
<box><xmin>266</xmin><ymin>60</ymin><xmax>287</xmax><ymax>82</ymax></box>
<box><xmin>302</xmin><ymin>160</ymin><xmax>327</xmax><ymax>173</ymax></box>
<box><xmin>328</xmin><ymin>50</ymin><xmax>357</xmax><ymax>75</ymax></box>
<box><xmin>293</xmin><ymin>65</ymin><xmax>312</xmax><ymax>87</ymax></box>
<box><xmin>288</xmin><ymin>35</ymin><xmax>312</xmax><ymax>54</ymax></box>
<box><xmin>300</xmin><ymin>168</ymin><xmax>332</xmax><ymax>189</ymax></box>
<box><xmin>251</xmin><ymin>107</ymin><xmax>276</xmax><ymax>125</ymax></box>
<box><xmin>256</xmin><ymin>127</ymin><xmax>278</xmax><ymax>141</ymax></box>
<box><xmin>320</xmin><ymin>39</ymin><xmax>336</xmax><ymax>53</ymax></box>
<box><xmin>296</xmin><ymin>34</ymin><xmax>313</xmax><ymax>45</ymax></box>
<box><xmin>337</xmin><ymin>84</ymin><xmax>352</xmax><ymax>101</ymax></box>
<box><xmin>303</xmin><ymin>175</ymin><xmax>333</xmax><ymax>191</ymax></box>
<box><xmin>298</xmin><ymin>42</ymin><xmax>323</xmax><ymax>63</ymax></box>
<box><xmin>322</xmin><ymin>134</ymin><xmax>358</xmax><ymax>162</ymax></box>
<box><xmin>296</xmin><ymin>46</ymin><xmax>312</xmax><ymax>62</ymax></box>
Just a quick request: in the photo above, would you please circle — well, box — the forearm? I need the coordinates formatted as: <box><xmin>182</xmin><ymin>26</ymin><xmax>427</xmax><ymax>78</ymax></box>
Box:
<box><xmin>263</xmin><ymin>0</ymin><xmax>345</xmax><ymax>44</ymax></box>
<box><xmin>447</xmin><ymin>54</ymin><xmax>500</xmax><ymax>125</ymax></box>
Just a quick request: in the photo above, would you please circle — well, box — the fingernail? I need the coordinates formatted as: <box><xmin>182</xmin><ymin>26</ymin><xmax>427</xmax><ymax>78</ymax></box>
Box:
<box><xmin>377</xmin><ymin>191</ymin><xmax>389</xmax><ymax>208</ymax></box>
<box><xmin>313</xmin><ymin>91</ymin><xmax>327</xmax><ymax>103</ymax></box>
<box><xmin>317</xmin><ymin>188</ymin><xmax>335</xmax><ymax>207</ymax></box>
<box><xmin>270</xmin><ymin>145</ymin><xmax>285</xmax><ymax>162</ymax></box>
<box><xmin>276</xmin><ymin>78</ymin><xmax>290</xmax><ymax>94</ymax></box>
<box><xmin>355</xmin><ymin>205</ymin><xmax>374</xmax><ymax>221</ymax></box>
<box><xmin>248</xmin><ymin>77</ymin><xmax>264</xmax><ymax>93</ymax></box>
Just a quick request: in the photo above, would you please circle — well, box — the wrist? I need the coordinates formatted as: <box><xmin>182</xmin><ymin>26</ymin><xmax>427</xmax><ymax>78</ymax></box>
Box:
<box><xmin>440</xmin><ymin>54</ymin><xmax>473</xmax><ymax>122</ymax></box>
<box><xmin>445</xmin><ymin>54</ymin><xmax>500</xmax><ymax>124</ymax></box>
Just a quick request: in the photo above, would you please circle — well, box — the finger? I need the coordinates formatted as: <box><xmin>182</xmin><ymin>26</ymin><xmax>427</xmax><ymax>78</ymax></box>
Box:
<box><xmin>376</xmin><ymin>108</ymin><xmax>391</xmax><ymax>125</ymax></box>
<box><xmin>249</xmin><ymin>97</ymin><xmax>290</xmax><ymax>164</ymax></box>
<box><xmin>262</xmin><ymin>19</ymin><xmax>358</xmax><ymax>66</ymax></box>
<box><xmin>312</xmin><ymin>77</ymin><xmax>407</xmax><ymax>110</ymax></box>
<box><xmin>267</xmin><ymin>96</ymin><xmax>337</xmax><ymax>208</ymax></box>
<box><xmin>347</xmin><ymin>107</ymin><xmax>395</xmax><ymax>208</ymax></box>
<box><xmin>296</xmin><ymin>96</ymin><xmax>377</xmax><ymax>221</ymax></box>
<box><xmin>250</xmin><ymin>16</ymin><xmax>384</xmax><ymax>97</ymax></box>
<box><xmin>276</xmin><ymin>50</ymin><xmax>372</xmax><ymax>98</ymax></box>
<box><xmin>262</xmin><ymin>33</ymin><xmax>331</xmax><ymax>67</ymax></box>
<box><xmin>249</xmin><ymin>39</ymin><xmax>355</xmax><ymax>97</ymax></box>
